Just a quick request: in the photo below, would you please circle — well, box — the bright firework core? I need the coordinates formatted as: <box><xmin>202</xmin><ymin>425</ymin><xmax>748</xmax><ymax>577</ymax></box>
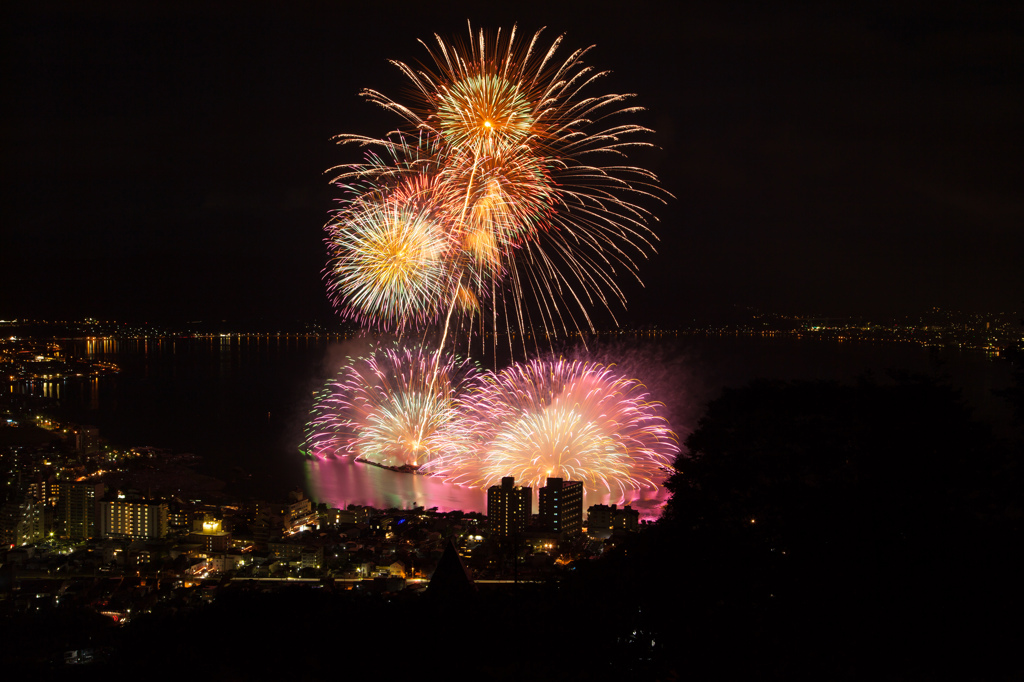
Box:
<box><xmin>436</xmin><ymin>74</ymin><xmax>536</xmax><ymax>155</ymax></box>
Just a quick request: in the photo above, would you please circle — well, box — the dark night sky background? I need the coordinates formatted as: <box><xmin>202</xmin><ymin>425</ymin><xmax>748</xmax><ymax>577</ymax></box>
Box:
<box><xmin>2</xmin><ymin>1</ymin><xmax>1021</xmax><ymax>326</ymax></box>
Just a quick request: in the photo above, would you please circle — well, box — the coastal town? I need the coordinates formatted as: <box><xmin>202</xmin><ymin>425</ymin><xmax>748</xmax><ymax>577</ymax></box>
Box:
<box><xmin>1</xmin><ymin>406</ymin><xmax>647</xmax><ymax>664</ymax></box>
<box><xmin>2</xmin><ymin>312</ymin><xmax>1021</xmax><ymax>673</ymax></box>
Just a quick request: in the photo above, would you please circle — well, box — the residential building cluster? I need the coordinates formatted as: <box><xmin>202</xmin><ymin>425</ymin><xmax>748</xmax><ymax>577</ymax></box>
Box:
<box><xmin>2</xmin><ymin>416</ymin><xmax>648</xmax><ymax>634</ymax></box>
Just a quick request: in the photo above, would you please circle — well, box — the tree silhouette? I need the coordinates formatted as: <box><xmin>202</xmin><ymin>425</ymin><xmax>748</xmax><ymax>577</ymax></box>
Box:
<box><xmin>643</xmin><ymin>375</ymin><xmax>1024</xmax><ymax>679</ymax></box>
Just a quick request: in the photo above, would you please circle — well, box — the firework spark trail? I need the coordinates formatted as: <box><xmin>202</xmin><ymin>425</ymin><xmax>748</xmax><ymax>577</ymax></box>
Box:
<box><xmin>325</xmin><ymin>22</ymin><xmax>670</xmax><ymax>350</ymax></box>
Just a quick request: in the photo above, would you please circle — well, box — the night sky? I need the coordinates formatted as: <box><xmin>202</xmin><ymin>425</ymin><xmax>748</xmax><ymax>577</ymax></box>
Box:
<box><xmin>3</xmin><ymin>1</ymin><xmax>1021</xmax><ymax>325</ymax></box>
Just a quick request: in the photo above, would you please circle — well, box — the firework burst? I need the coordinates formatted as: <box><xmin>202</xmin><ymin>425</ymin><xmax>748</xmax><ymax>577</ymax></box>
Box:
<box><xmin>423</xmin><ymin>358</ymin><xmax>677</xmax><ymax>496</ymax></box>
<box><xmin>303</xmin><ymin>344</ymin><xmax>483</xmax><ymax>469</ymax></box>
<box><xmin>326</xmin><ymin>23</ymin><xmax>669</xmax><ymax>345</ymax></box>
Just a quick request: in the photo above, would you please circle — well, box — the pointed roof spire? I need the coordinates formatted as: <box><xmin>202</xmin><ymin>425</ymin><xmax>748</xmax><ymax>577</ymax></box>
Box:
<box><xmin>427</xmin><ymin>538</ymin><xmax>476</xmax><ymax>598</ymax></box>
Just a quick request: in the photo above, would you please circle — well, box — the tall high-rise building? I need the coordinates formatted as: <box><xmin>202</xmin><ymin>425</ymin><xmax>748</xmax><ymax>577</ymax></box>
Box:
<box><xmin>56</xmin><ymin>481</ymin><xmax>104</xmax><ymax>541</ymax></box>
<box><xmin>538</xmin><ymin>478</ymin><xmax>583</xmax><ymax>536</ymax></box>
<box><xmin>99</xmin><ymin>495</ymin><xmax>169</xmax><ymax>540</ymax></box>
<box><xmin>487</xmin><ymin>477</ymin><xmax>532</xmax><ymax>538</ymax></box>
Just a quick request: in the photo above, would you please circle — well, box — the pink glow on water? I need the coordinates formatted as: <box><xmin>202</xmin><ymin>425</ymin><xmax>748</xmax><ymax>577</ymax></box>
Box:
<box><xmin>304</xmin><ymin>456</ymin><xmax>669</xmax><ymax>520</ymax></box>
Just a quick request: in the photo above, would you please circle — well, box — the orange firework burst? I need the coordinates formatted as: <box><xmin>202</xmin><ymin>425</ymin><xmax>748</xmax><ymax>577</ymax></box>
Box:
<box><xmin>327</xmin><ymin>22</ymin><xmax>669</xmax><ymax>349</ymax></box>
<box><xmin>325</xmin><ymin>175</ymin><xmax>457</xmax><ymax>330</ymax></box>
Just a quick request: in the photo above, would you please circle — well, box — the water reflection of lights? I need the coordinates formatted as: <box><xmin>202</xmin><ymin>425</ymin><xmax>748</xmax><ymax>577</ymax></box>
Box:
<box><xmin>304</xmin><ymin>456</ymin><xmax>668</xmax><ymax>519</ymax></box>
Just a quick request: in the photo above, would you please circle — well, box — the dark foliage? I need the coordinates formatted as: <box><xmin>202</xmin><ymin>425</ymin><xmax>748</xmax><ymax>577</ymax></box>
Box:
<box><xmin>636</xmin><ymin>376</ymin><xmax>1024</xmax><ymax>679</ymax></box>
<box><xmin>996</xmin><ymin>340</ymin><xmax>1024</xmax><ymax>432</ymax></box>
